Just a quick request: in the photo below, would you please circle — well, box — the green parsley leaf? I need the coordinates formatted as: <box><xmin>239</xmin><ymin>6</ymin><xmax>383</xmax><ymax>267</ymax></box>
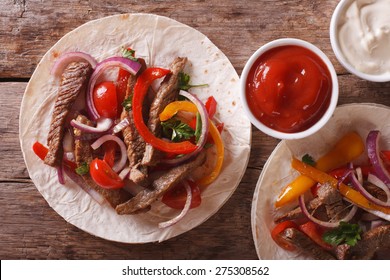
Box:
<box><xmin>322</xmin><ymin>222</ymin><xmax>362</xmax><ymax>246</ymax></box>
<box><xmin>122</xmin><ymin>95</ymin><xmax>133</xmax><ymax>111</ymax></box>
<box><xmin>121</xmin><ymin>47</ymin><xmax>138</xmax><ymax>62</ymax></box>
<box><xmin>178</xmin><ymin>72</ymin><xmax>208</xmax><ymax>91</ymax></box>
<box><xmin>302</xmin><ymin>154</ymin><xmax>316</xmax><ymax>166</ymax></box>
<box><xmin>161</xmin><ymin>118</ymin><xmax>195</xmax><ymax>142</ymax></box>
<box><xmin>75</xmin><ymin>162</ymin><xmax>89</xmax><ymax>176</ymax></box>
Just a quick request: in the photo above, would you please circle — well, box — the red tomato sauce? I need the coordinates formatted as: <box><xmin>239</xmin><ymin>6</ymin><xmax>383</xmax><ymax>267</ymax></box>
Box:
<box><xmin>245</xmin><ymin>45</ymin><xmax>332</xmax><ymax>133</ymax></box>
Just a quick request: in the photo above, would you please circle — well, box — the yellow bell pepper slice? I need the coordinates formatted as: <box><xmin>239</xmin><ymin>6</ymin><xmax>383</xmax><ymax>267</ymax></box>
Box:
<box><xmin>291</xmin><ymin>157</ymin><xmax>390</xmax><ymax>215</ymax></box>
<box><xmin>159</xmin><ymin>101</ymin><xmax>197</xmax><ymax>121</ymax></box>
<box><xmin>275</xmin><ymin>131</ymin><xmax>365</xmax><ymax>208</ymax></box>
<box><xmin>159</xmin><ymin>100</ymin><xmax>225</xmax><ymax>187</ymax></box>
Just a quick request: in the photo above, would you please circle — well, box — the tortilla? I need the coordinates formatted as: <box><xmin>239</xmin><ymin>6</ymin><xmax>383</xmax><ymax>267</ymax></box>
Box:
<box><xmin>251</xmin><ymin>103</ymin><xmax>390</xmax><ymax>259</ymax></box>
<box><xmin>19</xmin><ymin>13</ymin><xmax>251</xmax><ymax>243</ymax></box>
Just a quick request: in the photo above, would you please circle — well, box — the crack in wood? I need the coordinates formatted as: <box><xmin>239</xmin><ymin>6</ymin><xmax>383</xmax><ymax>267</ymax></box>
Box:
<box><xmin>0</xmin><ymin>178</ymin><xmax>32</xmax><ymax>183</ymax></box>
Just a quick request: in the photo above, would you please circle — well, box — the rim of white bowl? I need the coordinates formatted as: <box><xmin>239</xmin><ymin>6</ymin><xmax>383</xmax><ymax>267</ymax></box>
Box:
<box><xmin>240</xmin><ymin>38</ymin><xmax>339</xmax><ymax>140</ymax></box>
<box><xmin>329</xmin><ymin>0</ymin><xmax>390</xmax><ymax>82</ymax></box>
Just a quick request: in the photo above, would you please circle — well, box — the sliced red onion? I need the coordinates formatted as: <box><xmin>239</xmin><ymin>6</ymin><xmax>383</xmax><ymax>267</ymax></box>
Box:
<box><xmin>371</xmin><ymin>220</ymin><xmax>387</xmax><ymax>229</ymax></box>
<box><xmin>91</xmin><ymin>134</ymin><xmax>127</xmax><ymax>172</ymax></box>
<box><xmin>51</xmin><ymin>51</ymin><xmax>97</xmax><ymax>76</ymax></box>
<box><xmin>86</xmin><ymin>57</ymin><xmax>142</xmax><ymax>120</ymax></box>
<box><xmin>119</xmin><ymin>166</ymin><xmax>131</xmax><ymax>180</ymax></box>
<box><xmin>56</xmin><ymin>165</ymin><xmax>65</xmax><ymax>185</ymax></box>
<box><xmin>367</xmin><ymin>130</ymin><xmax>390</xmax><ymax>186</ymax></box>
<box><xmin>350</xmin><ymin>170</ymin><xmax>390</xmax><ymax>207</ymax></box>
<box><xmin>63</xmin><ymin>165</ymin><xmax>105</xmax><ymax>205</ymax></box>
<box><xmin>299</xmin><ymin>194</ymin><xmax>358</xmax><ymax>228</ymax></box>
<box><xmin>337</xmin><ymin>169</ymin><xmax>353</xmax><ymax>188</ymax></box>
<box><xmin>159</xmin><ymin>181</ymin><xmax>192</xmax><ymax>229</ymax></box>
<box><xmin>112</xmin><ymin>118</ymin><xmax>130</xmax><ymax>134</ymax></box>
<box><xmin>70</xmin><ymin>117</ymin><xmax>113</xmax><ymax>133</ymax></box>
<box><xmin>160</xmin><ymin>90</ymin><xmax>209</xmax><ymax>165</ymax></box>
<box><xmin>365</xmin><ymin>174</ymin><xmax>390</xmax><ymax>207</ymax></box>
<box><xmin>356</xmin><ymin>167</ymin><xmax>364</xmax><ymax>185</ymax></box>
<box><xmin>62</xmin><ymin>129</ymin><xmax>74</xmax><ymax>153</ymax></box>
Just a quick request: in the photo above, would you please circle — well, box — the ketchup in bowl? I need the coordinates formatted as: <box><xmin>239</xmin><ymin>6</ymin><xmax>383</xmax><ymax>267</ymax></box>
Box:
<box><xmin>245</xmin><ymin>45</ymin><xmax>332</xmax><ymax>134</ymax></box>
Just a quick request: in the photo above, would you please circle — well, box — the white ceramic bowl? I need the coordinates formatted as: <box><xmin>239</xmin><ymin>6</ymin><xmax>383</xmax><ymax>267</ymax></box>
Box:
<box><xmin>330</xmin><ymin>0</ymin><xmax>390</xmax><ymax>82</ymax></box>
<box><xmin>240</xmin><ymin>38</ymin><xmax>339</xmax><ymax>140</ymax></box>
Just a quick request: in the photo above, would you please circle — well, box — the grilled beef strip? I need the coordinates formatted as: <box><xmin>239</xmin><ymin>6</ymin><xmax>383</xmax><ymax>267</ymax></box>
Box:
<box><xmin>142</xmin><ymin>57</ymin><xmax>188</xmax><ymax>167</ymax></box>
<box><xmin>74</xmin><ymin>114</ymin><xmax>131</xmax><ymax>208</ymax></box>
<box><xmin>274</xmin><ymin>197</ymin><xmax>323</xmax><ymax>223</ymax></box>
<box><xmin>44</xmin><ymin>61</ymin><xmax>92</xmax><ymax>167</ymax></box>
<box><xmin>365</xmin><ymin>183</ymin><xmax>387</xmax><ymax>202</ymax></box>
<box><xmin>116</xmin><ymin>150</ymin><xmax>206</xmax><ymax>215</ymax></box>
<box><xmin>340</xmin><ymin>225</ymin><xmax>390</xmax><ymax>260</ymax></box>
<box><xmin>120</xmin><ymin>58</ymin><xmax>149</xmax><ymax>186</ymax></box>
<box><xmin>279</xmin><ymin>228</ymin><xmax>336</xmax><ymax>260</ymax></box>
<box><xmin>316</xmin><ymin>182</ymin><xmax>348</xmax><ymax>221</ymax></box>
<box><xmin>275</xmin><ymin>182</ymin><xmax>348</xmax><ymax>223</ymax></box>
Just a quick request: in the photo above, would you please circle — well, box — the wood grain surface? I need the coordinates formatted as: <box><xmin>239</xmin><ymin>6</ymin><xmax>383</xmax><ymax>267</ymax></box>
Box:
<box><xmin>1</xmin><ymin>0</ymin><xmax>390</xmax><ymax>260</ymax></box>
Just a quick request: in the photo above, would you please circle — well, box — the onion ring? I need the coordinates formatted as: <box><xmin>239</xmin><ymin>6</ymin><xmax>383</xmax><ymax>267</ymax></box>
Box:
<box><xmin>367</xmin><ymin>130</ymin><xmax>390</xmax><ymax>186</ymax></box>
<box><xmin>70</xmin><ymin>117</ymin><xmax>113</xmax><ymax>133</ymax></box>
<box><xmin>86</xmin><ymin>57</ymin><xmax>142</xmax><ymax>120</ymax></box>
<box><xmin>112</xmin><ymin>118</ymin><xmax>130</xmax><ymax>134</ymax></box>
<box><xmin>159</xmin><ymin>180</ymin><xmax>192</xmax><ymax>228</ymax></box>
<box><xmin>299</xmin><ymin>194</ymin><xmax>358</xmax><ymax>228</ymax></box>
<box><xmin>51</xmin><ymin>51</ymin><xmax>98</xmax><ymax>77</ymax></box>
<box><xmin>91</xmin><ymin>134</ymin><xmax>127</xmax><ymax>173</ymax></box>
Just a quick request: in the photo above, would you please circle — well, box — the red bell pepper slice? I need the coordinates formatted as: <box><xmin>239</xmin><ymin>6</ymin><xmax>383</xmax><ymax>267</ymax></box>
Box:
<box><xmin>132</xmin><ymin>67</ymin><xmax>197</xmax><ymax>154</ymax></box>
<box><xmin>205</xmin><ymin>96</ymin><xmax>217</xmax><ymax>119</ymax></box>
<box><xmin>298</xmin><ymin>221</ymin><xmax>333</xmax><ymax>250</ymax></box>
<box><xmin>161</xmin><ymin>180</ymin><xmax>201</xmax><ymax>209</ymax></box>
<box><xmin>271</xmin><ymin>221</ymin><xmax>299</xmax><ymax>251</ymax></box>
<box><xmin>32</xmin><ymin>141</ymin><xmax>77</xmax><ymax>170</ymax></box>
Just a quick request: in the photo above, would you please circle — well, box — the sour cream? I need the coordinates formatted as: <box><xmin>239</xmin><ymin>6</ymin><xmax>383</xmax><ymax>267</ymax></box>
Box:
<box><xmin>338</xmin><ymin>0</ymin><xmax>390</xmax><ymax>75</ymax></box>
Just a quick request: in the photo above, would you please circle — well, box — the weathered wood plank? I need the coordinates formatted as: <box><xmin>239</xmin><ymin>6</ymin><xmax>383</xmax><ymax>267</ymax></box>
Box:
<box><xmin>0</xmin><ymin>82</ymin><xmax>29</xmax><ymax>179</ymax></box>
<box><xmin>0</xmin><ymin>0</ymin><xmax>343</xmax><ymax>78</ymax></box>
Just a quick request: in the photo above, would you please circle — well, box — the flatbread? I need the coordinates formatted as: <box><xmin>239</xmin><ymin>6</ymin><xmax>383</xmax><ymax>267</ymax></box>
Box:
<box><xmin>19</xmin><ymin>13</ymin><xmax>251</xmax><ymax>243</ymax></box>
<box><xmin>251</xmin><ymin>103</ymin><xmax>390</xmax><ymax>259</ymax></box>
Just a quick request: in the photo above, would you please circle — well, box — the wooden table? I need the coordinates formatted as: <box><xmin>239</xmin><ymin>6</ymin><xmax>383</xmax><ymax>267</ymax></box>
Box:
<box><xmin>1</xmin><ymin>0</ymin><xmax>390</xmax><ymax>260</ymax></box>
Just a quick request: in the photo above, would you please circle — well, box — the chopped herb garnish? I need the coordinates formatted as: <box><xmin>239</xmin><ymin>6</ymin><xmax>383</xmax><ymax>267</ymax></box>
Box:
<box><xmin>75</xmin><ymin>162</ymin><xmax>89</xmax><ymax>176</ymax></box>
<box><xmin>121</xmin><ymin>47</ymin><xmax>138</xmax><ymax>62</ymax></box>
<box><xmin>302</xmin><ymin>154</ymin><xmax>316</xmax><ymax>166</ymax></box>
<box><xmin>122</xmin><ymin>95</ymin><xmax>133</xmax><ymax>111</ymax></box>
<box><xmin>161</xmin><ymin>118</ymin><xmax>195</xmax><ymax>142</ymax></box>
<box><xmin>178</xmin><ymin>72</ymin><xmax>208</xmax><ymax>91</ymax></box>
<box><xmin>322</xmin><ymin>222</ymin><xmax>362</xmax><ymax>246</ymax></box>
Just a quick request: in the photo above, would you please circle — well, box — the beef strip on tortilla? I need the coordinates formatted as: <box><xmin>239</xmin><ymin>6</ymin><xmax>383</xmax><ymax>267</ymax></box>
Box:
<box><xmin>44</xmin><ymin>61</ymin><xmax>92</xmax><ymax>167</ymax></box>
<box><xmin>274</xmin><ymin>182</ymin><xmax>349</xmax><ymax>223</ymax></box>
<box><xmin>74</xmin><ymin>114</ymin><xmax>131</xmax><ymax>208</ymax></box>
<box><xmin>116</xmin><ymin>150</ymin><xmax>206</xmax><ymax>215</ymax></box>
<box><xmin>120</xmin><ymin>58</ymin><xmax>149</xmax><ymax>186</ymax></box>
<box><xmin>337</xmin><ymin>225</ymin><xmax>390</xmax><ymax>260</ymax></box>
<box><xmin>142</xmin><ymin>57</ymin><xmax>188</xmax><ymax>167</ymax></box>
<box><xmin>279</xmin><ymin>228</ymin><xmax>336</xmax><ymax>260</ymax></box>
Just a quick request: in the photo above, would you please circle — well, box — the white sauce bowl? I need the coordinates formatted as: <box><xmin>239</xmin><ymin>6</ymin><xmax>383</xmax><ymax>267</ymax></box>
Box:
<box><xmin>330</xmin><ymin>0</ymin><xmax>390</xmax><ymax>82</ymax></box>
